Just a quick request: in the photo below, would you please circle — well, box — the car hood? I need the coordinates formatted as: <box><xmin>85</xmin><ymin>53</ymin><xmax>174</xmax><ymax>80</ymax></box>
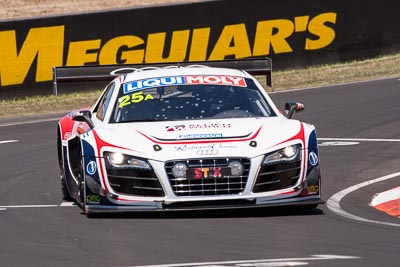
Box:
<box><xmin>93</xmin><ymin>117</ymin><xmax>304</xmax><ymax>161</ymax></box>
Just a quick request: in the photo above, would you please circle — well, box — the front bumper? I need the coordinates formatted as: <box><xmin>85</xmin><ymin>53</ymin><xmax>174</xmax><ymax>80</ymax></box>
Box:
<box><xmin>82</xmin><ymin>151</ymin><xmax>323</xmax><ymax>214</ymax></box>
<box><xmin>84</xmin><ymin>194</ymin><xmax>323</xmax><ymax>214</ymax></box>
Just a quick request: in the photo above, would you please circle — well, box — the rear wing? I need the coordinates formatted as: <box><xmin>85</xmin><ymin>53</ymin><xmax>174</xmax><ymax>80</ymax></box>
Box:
<box><xmin>52</xmin><ymin>58</ymin><xmax>272</xmax><ymax>95</ymax></box>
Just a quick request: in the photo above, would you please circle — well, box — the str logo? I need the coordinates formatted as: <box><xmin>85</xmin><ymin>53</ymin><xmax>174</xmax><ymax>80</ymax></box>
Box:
<box><xmin>194</xmin><ymin>167</ymin><xmax>222</xmax><ymax>179</ymax></box>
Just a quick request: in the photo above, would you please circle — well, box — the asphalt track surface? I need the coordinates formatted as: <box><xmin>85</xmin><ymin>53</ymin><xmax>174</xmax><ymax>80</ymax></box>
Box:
<box><xmin>1</xmin><ymin>77</ymin><xmax>399</xmax><ymax>267</ymax></box>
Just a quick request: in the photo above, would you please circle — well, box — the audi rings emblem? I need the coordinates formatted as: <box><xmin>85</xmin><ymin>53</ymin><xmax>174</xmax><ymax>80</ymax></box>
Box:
<box><xmin>196</xmin><ymin>149</ymin><xmax>218</xmax><ymax>156</ymax></box>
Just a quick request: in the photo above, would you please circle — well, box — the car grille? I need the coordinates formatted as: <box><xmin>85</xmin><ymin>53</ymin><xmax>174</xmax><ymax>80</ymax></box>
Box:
<box><xmin>165</xmin><ymin>158</ymin><xmax>250</xmax><ymax>197</ymax></box>
<box><xmin>106</xmin><ymin>167</ymin><xmax>165</xmax><ymax>197</ymax></box>
<box><xmin>252</xmin><ymin>160</ymin><xmax>302</xmax><ymax>193</ymax></box>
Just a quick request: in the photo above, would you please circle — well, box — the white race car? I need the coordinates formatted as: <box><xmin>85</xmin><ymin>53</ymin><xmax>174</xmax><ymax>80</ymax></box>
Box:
<box><xmin>55</xmin><ymin>58</ymin><xmax>322</xmax><ymax>214</ymax></box>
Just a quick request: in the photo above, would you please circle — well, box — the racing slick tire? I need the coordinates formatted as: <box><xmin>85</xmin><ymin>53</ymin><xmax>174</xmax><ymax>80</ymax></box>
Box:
<box><xmin>58</xmin><ymin>128</ymin><xmax>74</xmax><ymax>201</ymax></box>
<box><xmin>60</xmin><ymin>170</ymin><xmax>73</xmax><ymax>201</ymax></box>
<box><xmin>74</xmin><ymin>145</ymin><xmax>87</xmax><ymax>213</ymax></box>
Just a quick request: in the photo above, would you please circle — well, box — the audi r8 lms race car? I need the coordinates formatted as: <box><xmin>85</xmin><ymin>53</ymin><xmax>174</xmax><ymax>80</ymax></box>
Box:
<box><xmin>55</xmin><ymin>58</ymin><xmax>322</xmax><ymax>214</ymax></box>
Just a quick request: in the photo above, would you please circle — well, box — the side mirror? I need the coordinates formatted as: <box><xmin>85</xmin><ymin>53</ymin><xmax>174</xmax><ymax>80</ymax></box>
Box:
<box><xmin>72</xmin><ymin>110</ymin><xmax>95</xmax><ymax>129</ymax></box>
<box><xmin>284</xmin><ymin>102</ymin><xmax>304</xmax><ymax>119</ymax></box>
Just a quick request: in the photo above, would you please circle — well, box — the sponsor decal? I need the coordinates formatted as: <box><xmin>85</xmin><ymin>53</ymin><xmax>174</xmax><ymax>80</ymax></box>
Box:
<box><xmin>175</xmin><ymin>143</ymin><xmax>237</xmax><ymax>151</ymax></box>
<box><xmin>307</xmin><ymin>185</ymin><xmax>319</xmax><ymax>194</ymax></box>
<box><xmin>179</xmin><ymin>133</ymin><xmax>223</xmax><ymax>139</ymax></box>
<box><xmin>86</xmin><ymin>160</ymin><xmax>97</xmax><ymax>175</ymax></box>
<box><xmin>309</xmin><ymin>151</ymin><xmax>318</xmax><ymax>166</ymax></box>
<box><xmin>167</xmin><ymin>123</ymin><xmax>231</xmax><ymax>131</ymax></box>
<box><xmin>185</xmin><ymin>75</ymin><xmax>246</xmax><ymax>87</ymax></box>
<box><xmin>123</xmin><ymin>76</ymin><xmax>185</xmax><ymax>94</ymax></box>
<box><xmin>123</xmin><ymin>76</ymin><xmax>246</xmax><ymax>94</ymax></box>
<box><xmin>63</xmin><ymin>132</ymin><xmax>72</xmax><ymax>140</ymax></box>
<box><xmin>188</xmin><ymin>123</ymin><xmax>231</xmax><ymax>129</ymax></box>
<box><xmin>166</xmin><ymin>125</ymin><xmax>186</xmax><ymax>131</ymax></box>
<box><xmin>86</xmin><ymin>194</ymin><xmax>100</xmax><ymax>204</ymax></box>
<box><xmin>76</xmin><ymin>122</ymin><xmax>91</xmax><ymax>135</ymax></box>
<box><xmin>188</xmin><ymin>167</ymin><xmax>230</xmax><ymax>179</ymax></box>
<box><xmin>196</xmin><ymin>149</ymin><xmax>218</xmax><ymax>156</ymax></box>
<box><xmin>0</xmin><ymin>12</ymin><xmax>337</xmax><ymax>87</ymax></box>
<box><xmin>118</xmin><ymin>91</ymin><xmax>154</xmax><ymax>108</ymax></box>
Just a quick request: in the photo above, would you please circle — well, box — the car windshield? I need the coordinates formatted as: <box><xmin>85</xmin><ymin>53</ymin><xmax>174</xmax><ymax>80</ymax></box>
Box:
<box><xmin>109</xmin><ymin>76</ymin><xmax>275</xmax><ymax>123</ymax></box>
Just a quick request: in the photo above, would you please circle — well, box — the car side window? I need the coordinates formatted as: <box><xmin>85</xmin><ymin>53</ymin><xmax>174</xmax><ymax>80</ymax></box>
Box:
<box><xmin>96</xmin><ymin>82</ymin><xmax>115</xmax><ymax>121</ymax></box>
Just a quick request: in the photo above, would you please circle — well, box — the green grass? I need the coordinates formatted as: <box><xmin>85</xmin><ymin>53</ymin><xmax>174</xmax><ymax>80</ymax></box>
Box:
<box><xmin>1</xmin><ymin>53</ymin><xmax>400</xmax><ymax>119</ymax></box>
<box><xmin>271</xmin><ymin>53</ymin><xmax>400</xmax><ymax>91</ymax></box>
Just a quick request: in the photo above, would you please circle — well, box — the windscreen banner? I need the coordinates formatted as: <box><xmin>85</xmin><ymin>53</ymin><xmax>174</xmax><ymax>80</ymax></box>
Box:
<box><xmin>0</xmin><ymin>0</ymin><xmax>399</xmax><ymax>92</ymax></box>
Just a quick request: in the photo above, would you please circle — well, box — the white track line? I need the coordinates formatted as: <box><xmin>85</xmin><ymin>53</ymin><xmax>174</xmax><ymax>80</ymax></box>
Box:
<box><xmin>60</xmin><ymin>202</ymin><xmax>75</xmax><ymax>207</ymax></box>
<box><xmin>0</xmin><ymin>117</ymin><xmax>59</xmax><ymax>127</ymax></box>
<box><xmin>0</xmin><ymin>140</ymin><xmax>18</xmax><ymax>144</ymax></box>
<box><xmin>128</xmin><ymin>255</ymin><xmax>360</xmax><ymax>267</ymax></box>
<box><xmin>327</xmin><ymin>172</ymin><xmax>400</xmax><ymax>228</ymax></box>
<box><xmin>319</xmin><ymin>138</ymin><xmax>400</xmax><ymax>142</ymax></box>
<box><xmin>270</xmin><ymin>76</ymin><xmax>400</xmax><ymax>94</ymax></box>
<box><xmin>0</xmin><ymin>203</ymin><xmax>74</xmax><ymax>211</ymax></box>
<box><xmin>0</xmin><ymin>204</ymin><xmax>58</xmax><ymax>209</ymax></box>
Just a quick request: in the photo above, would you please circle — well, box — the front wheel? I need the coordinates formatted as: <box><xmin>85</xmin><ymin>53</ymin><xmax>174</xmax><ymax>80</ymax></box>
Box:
<box><xmin>60</xmin><ymin>169</ymin><xmax>73</xmax><ymax>201</ymax></box>
<box><xmin>58</xmin><ymin>129</ymin><xmax>73</xmax><ymax>202</ymax></box>
<box><xmin>75</xmin><ymin>148</ymin><xmax>86</xmax><ymax>212</ymax></box>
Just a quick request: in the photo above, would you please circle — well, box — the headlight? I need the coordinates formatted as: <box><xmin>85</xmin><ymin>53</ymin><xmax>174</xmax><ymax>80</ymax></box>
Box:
<box><xmin>172</xmin><ymin>162</ymin><xmax>188</xmax><ymax>178</ymax></box>
<box><xmin>228</xmin><ymin>160</ymin><xmax>245</xmax><ymax>176</ymax></box>
<box><xmin>263</xmin><ymin>144</ymin><xmax>301</xmax><ymax>165</ymax></box>
<box><xmin>104</xmin><ymin>152</ymin><xmax>151</xmax><ymax>170</ymax></box>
